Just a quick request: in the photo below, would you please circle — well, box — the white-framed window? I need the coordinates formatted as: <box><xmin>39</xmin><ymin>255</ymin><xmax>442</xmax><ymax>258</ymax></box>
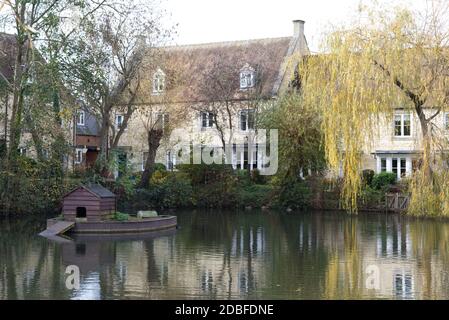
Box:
<box><xmin>115</xmin><ymin>114</ymin><xmax>124</xmax><ymax>128</ymax></box>
<box><xmin>152</xmin><ymin>68</ymin><xmax>165</xmax><ymax>94</ymax></box>
<box><xmin>77</xmin><ymin>110</ymin><xmax>85</xmax><ymax>126</ymax></box>
<box><xmin>445</xmin><ymin>112</ymin><xmax>449</xmax><ymax>130</ymax></box>
<box><xmin>240</xmin><ymin>63</ymin><xmax>255</xmax><ymax>90</ymax></box>
<box><xmin>394</xmin><ymin>113</ymin><xmax>411</xmax><ymax>137</ymax></box>
<box><xmin>380</xmin><ymin>158</ymin><xmax>387</xmax><ymax>172</ymax></box>
<box><xmin>43</xmin><ymin>149</ymin><xmax>50</xmax><ymax>159</ymax></box>
<box><xmin>75</xmin><ymin>148</ymin><xmax>83</xmax><ymax>164</ymax></box>
<box><xmin>18</xmin><ymin>147</ymin><xmax>27</xmax><ymax>156</ymax></box>
<box><xmin>155</xmin><ymin>112</ymin><xmax>169</xmax><ymax>131</ymax></box>
<box><xmin>201</xmin><ymin>112</ymin><xmax>214</xmax><ymax>128</ymax></box>
<box><xmin>394</xmin><ymin>272</ymin><xmax>414</xmax><ymax>299</ymax></box>
<box><xmin>377</xmin><ymin>156</ymin><xmax>411</xmax><ymax>180</ymax></box>
<box><xmin>392</xmin><ymin>158</ymin><xmax>407</xmax><ymax>178</ymax></box>
<box><xmin>240</xmin><ymin>109</ymin><xmax>255</xmax><ymax>131</ymax></box>
<box><xmin>166</xmin><ymin>151</ymin><xmax>176</xmax><ymax>171</ymax></box>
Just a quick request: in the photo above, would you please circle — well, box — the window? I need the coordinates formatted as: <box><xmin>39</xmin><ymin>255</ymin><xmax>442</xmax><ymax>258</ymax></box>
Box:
<box><xmin>394</xmin><ymin>113</ymin><xmax>411</xmax><ymax>137</ymax></box>
<box><xmin>240</xmin><ymin>109</ymin><xmax>255</xmax><ymax>131</ymax></box>
<box><xmin>400</xmin><ymin>158</ymin><xmax>407</xmax><ymax>177</ymax></box>
<box><xmin>166</xmin><ymin>151</ymin><xmax>176</xmax><ymax>171</ymax></box>
<box><xmin>155</xmin><ymin>113</ymin><xmax>169</xmax><ymax>131</ymax></box>
<box><xmin>445</xmin><ymin>113</ymin><xmax>449</xmax><ymax>130</ymax></box>
<box><xmin>392</xmin><ymin>157</ymin><xmax>407</xmax><ymax>178</ymax></box>
<box><xmin>77</xmin><ymin>111</ymin><xmax>85</xmax><ymax>126</ymax></box>
<box><xmin>75</xmin><ymin>148</ymin><xmax>83</xmax><ymax>164</ymax></box>
<box><xmin>240</xmin><ymin>65</ymin><xmax>255</xmax><ymax>90</ymax></box>
<box><xmin>43</xmin><ymin>149</ymin><xmax>50</xmax><ymax>159</ymax></box>
<box><xmin>394</xmin><ymin>273</ymin><xmax>413</xmax><ymax>299</ymax></box>
<box><xmin>153</xmin><ymin>68</ymin><xmax>165</xmax><ymax>94</ymax></box>
<box><xmin>115</xmin><ymin>114</ymin><xmax>124</xmax><ymax>128</ymax></box>
<box><xmin>201</xmin><ymin>112</ymin><xmax>214</xmax><ymax>128</ymax></box>
<box><xmin>392</xmin><ymin>158</ymin><xmax>398</xmax><ymax>175</ymax></box>
<box><xmin>381</xmin><ymin>158</ymin><xmax>387</xmax><ymax>172</ymax></box>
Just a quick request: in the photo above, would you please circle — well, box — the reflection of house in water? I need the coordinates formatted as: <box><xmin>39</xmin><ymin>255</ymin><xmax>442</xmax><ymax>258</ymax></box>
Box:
<box><xmin>61</xmin><ymin>240</ymin><xmax>116</xmax><ymax>274</ymax></box>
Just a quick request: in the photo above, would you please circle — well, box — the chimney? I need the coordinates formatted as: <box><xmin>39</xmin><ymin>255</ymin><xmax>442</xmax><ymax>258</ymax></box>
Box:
<box><xmin>293</xmin><ymin>20</ymin><xmax>305</xmax><ymax>39</ymax></box>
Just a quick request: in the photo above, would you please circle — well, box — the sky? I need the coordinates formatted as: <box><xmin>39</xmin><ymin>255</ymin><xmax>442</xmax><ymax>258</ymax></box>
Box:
<box><xmin>161</xmin><ymin>0</ymin><xmax>429</xmax><ymax>52</ymax></box>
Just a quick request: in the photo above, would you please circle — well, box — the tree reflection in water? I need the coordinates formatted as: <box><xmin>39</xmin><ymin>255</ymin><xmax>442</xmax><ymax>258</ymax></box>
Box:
<box><xmin>1</xmin><ymin>211</ymin><xmax>449</xmax><ymax>299</ymax></box>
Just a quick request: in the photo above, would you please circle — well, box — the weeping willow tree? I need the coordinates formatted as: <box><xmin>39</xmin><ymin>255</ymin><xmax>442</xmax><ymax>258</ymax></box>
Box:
<box><xmin>301</xmin><ymin>1</ymin><xmax>449</xmax><ymax>215</ymax></box>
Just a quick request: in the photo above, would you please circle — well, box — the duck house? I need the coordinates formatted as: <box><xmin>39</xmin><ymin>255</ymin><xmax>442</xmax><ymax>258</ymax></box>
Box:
<box><xmin>63</xmin><ymin>184</ymin><xmax>116</xmax><ymax>222</ymax></box>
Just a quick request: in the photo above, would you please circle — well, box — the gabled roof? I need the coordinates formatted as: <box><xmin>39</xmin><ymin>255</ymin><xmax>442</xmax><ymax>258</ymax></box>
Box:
<box><xmin>64</xmin><ymin>183</ymin><xmax>116</xmax><ymax>199</ymax></box>
<box><xmin>134</xmin><ymin>36</ymin><xmax>297</xmax><ymax>104</ymax></box>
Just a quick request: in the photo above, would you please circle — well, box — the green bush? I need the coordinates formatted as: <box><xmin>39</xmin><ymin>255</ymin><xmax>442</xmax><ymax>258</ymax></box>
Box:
<box><xmin>114</xmin><ymin>212</ymin><xmax>129</xmax><ymax>221</ymax></box>
<box><xmin>237</xmin><ymin>184</ymin><xmax>274</xmax><ymax>208</ymax></box>
<box><xmin>275</xmin><ymin>180</ymin><xmax>311</xmax><ymax>210</ymax></box>
<box><xmin>362</xmin><ymin>169</ymin><xmax>375</xmax><ymax>186</ymax></box>
<box><xmin>158</xmin><ymin>173</ymin><xmax>193</xmax><ymax>208</ymax></box>
<box><xmin>371</xmin><ymin>172</ymin><xmax>397</xmax><ymax>190</ymax></box>
<box><xmin>360</xmin><ymin>185</ymin><xmax>384</xmax><ymax>208</ymax></box>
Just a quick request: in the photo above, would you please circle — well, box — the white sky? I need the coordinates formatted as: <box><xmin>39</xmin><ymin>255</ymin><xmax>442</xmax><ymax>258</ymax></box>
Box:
<box><xmin>161</xmin><ymin>0</ymin><xmax>429</xmax><ymax>52</ymax></box>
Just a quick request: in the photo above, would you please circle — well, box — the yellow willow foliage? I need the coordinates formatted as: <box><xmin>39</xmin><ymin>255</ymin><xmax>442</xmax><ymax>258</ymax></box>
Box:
<box><xmin>300</xmin><ymin>2</ymin><xmax>449</xmax><ymax>214</ymax></box>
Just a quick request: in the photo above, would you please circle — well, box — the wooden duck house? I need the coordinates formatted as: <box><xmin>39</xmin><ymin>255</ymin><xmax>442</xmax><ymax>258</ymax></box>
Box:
<box><xmin>62</xmin><ymin>184</ymin><xmax>116</xmax><ymax>222</ymax></box>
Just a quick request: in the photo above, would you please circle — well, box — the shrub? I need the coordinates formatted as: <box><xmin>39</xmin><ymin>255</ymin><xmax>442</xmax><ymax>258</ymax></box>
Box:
<box><xmin>154</xmin><ymin>163</ymin><xmax>167</xmax><ymax>171</ymax></box>
<box><xmin>158</xmin><ymin>173</ymin><xmax>193</xmax><ymax>208</ymax></box>
<box><xmin>362</xmin><ymin>169</ymin><xmax>375</xmax><ymax>186</ymax></box>
<box><xmin>371</xmin><ymin>172</ymin><xmax>397</xmax><ymax>190</ymax></box>
<box><xmin>275</xmin><ymin>180</ymin><xmax>311</xmax><ymax>210</ymax></box>
<box><xmin>360</xmin><ymin>185</ymin><xmax>384</xmax><ymax>208</ymax></box>
<box><xmin>237</xmin><ymin>184</ymin><xmax>274</xmax><ymax>208</ymax></box>
<box><xmin>177</xmin><ymin>163</ymin><xmax>235</xmax><ymax>185</ymax></box>
<box><xmin>114</xmin><ymin>212</ymin><xmax>129</xmax><ymax>221</ymax></box>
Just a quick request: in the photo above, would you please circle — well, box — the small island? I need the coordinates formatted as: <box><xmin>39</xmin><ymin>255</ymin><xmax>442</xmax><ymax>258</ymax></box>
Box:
<box><xmin>39</xmin><ymin>183</ymin><xmax>177</xmax><ymax>238</ymax></box>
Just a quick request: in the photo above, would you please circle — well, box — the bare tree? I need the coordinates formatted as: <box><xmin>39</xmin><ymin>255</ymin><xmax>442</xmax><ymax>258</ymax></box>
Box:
<box><xmin>60</xmin><ymin>0</ymin><xmax>174</xmax><ymax>176</ymax></box>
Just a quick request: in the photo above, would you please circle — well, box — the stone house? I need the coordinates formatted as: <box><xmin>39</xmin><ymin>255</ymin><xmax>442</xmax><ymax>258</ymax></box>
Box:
<box><xmin>110</xmin><ymin>20</ymin><xmax>309</xmax><ymax>175</ymax></box>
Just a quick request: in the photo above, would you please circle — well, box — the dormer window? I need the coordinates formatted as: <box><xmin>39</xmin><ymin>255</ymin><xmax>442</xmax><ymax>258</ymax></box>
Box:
<box><xmin>153</xmin><ymin>68</ymin><xmax>165</xmax><ymax>94</ymax></box>
<box><xmin>240</xmin><ymin>64</ymin><xmax>255</xmax><ymax>90</ymax></box>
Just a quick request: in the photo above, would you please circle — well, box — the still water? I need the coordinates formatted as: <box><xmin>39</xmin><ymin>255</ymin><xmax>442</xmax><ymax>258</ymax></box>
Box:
<box><xmin>1</xmin><ymin>210</ymin><xmax>449</xmax><ymax>300</ymax></box>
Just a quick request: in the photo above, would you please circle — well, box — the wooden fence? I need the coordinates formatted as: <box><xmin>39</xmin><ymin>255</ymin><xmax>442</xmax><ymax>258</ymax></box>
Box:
<box><xmin>385</xmin><ymin>193</ymin><xmax>410</xmax><ymax>212</ymax></box>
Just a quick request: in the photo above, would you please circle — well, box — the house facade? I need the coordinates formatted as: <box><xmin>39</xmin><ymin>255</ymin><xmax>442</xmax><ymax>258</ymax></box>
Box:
<box><xmin>360</xmin><ymin>108</ymin><xmax>449</xmax><ymax>180</ymax></box>
<box><xmin>110</xmin><ymin>20</ymin><xmax>309</xmax><ymax>175</ymax></box>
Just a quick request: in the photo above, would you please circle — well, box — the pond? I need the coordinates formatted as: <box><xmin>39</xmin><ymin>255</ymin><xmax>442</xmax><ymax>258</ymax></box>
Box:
<box><xmin>1</xmin><ymin>210</ymin><xmax>449</xmax><ymax>299</ymax></box>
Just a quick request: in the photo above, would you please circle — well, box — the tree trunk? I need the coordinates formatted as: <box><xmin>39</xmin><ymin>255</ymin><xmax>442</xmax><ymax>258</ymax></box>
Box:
<box><xmin>138</xmin><ymin>129</ymin><xmax>163</xmax><ymax>188</ymax></box>
<box><xmin>417</xmin><ymin>115</ymin><xmax>433</xmax><ymax>182</ymax></box>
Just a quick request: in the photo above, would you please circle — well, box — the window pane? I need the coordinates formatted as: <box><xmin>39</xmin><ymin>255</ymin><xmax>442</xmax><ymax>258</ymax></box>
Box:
<box><xmin>248</xmin><ymin>110</ymin><xmax>255</xmax><ymax>129</ymax></box>
<box><xmin>202</xmin><ymin>113</ymin><xmax>207</xmax><ymax>127</ymax></box>
<box><xmin>208</xmin><ymin>113</ymin><xmax>214</xmax><ymax>127</ymax></box>
<box><xmin>240</xmin><ymin>112</ymin><xmax>247</xmax><ymax>131</ymax></box>
<box><xmin>394</xmin><ymin>115</ymin><xmax>402</xmax><ymax>136</ymax></box>
<box><xmin>400</xmin><ymin>158</ymin><xmax>406</xmax><ymax>177</ymax></box>
<box><xmin>381</xmin><ymin>158</ymin><xmax>387</xmax><ymax>172</ymax></box>
<box><xmin>392</xmin><ymin>158</ymin><xmax>398</xmax><ymax>174</ymax></box>
<box><xmin>403</xmin><ymin>115</ymin><xmax>411</xmax><ymax>136</ymax></box>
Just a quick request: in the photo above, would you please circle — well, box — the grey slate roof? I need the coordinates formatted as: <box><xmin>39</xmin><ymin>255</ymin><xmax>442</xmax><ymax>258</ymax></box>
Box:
<box><xmin>83</xmin><ymin>183</ymin><xmax>116</xmax><ymax>198</ymax></box>
<box><xmin>76</xmin><ymin>110</ymin><xmax>100</xmax><ymax>136</ymax></box>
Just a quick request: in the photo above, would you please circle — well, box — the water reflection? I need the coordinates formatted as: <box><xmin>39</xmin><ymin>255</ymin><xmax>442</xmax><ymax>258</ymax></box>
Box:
<box><xmin>1</xmin><ymin>211</ymin><xmax>449</xmax><ymax>299</ymax></box>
